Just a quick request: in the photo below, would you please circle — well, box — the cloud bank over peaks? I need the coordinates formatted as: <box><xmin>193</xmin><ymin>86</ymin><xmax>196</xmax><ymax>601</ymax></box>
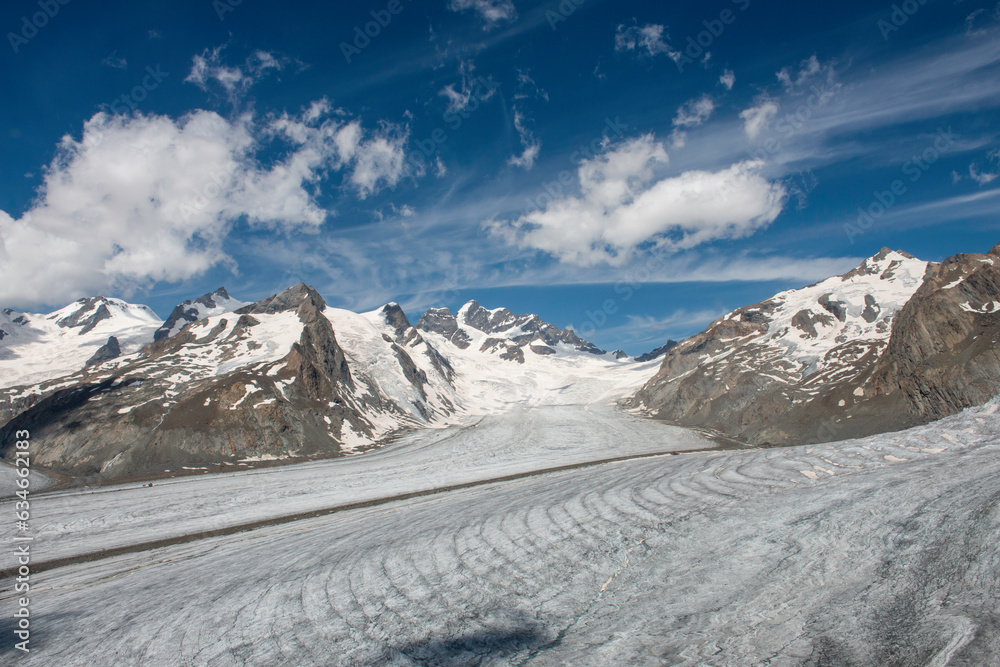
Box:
<box><xmin>489</xmin><ymin>134</ymin><xmax>787</xmax><ymax>266</ymax></box>
<box><xmin>0</xmin><ymin>102</ymin><xmax>412</xmax><ymax>307</ymax></box>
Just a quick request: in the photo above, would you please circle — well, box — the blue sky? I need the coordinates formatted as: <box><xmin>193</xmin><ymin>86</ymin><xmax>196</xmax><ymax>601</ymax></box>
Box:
<box><xmin>2</xmin><ymin>0</ymin><xmax>999</xmax><ymax>354</ymax></box>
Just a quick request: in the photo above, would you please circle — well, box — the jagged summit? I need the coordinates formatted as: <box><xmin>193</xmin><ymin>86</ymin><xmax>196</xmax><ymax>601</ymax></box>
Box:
<box><xmin>155</xmin><ymin>287</ymin><xmax>247</xmax><ymax>341</ymax></box>
<box><xmin>418</xmin><ymin>300</ymin><xmax>605</xmax><ymax>362</ymax></box>
<box><xmin>0</xmin><ymin>287</ymin><xmax>463</xmax><ymax>480</ymax></box>
<box><xmin>237</xmin><ymin>283</ymin><xmax>325</xmax><ymax>317</ymax></box>
<box><xmin>635</xmin><ymin>341</ymin><xmax>678</xmax><ymax>363</ymax></box>
<box><xmin>378</xmin><ymin>303</ymin><xmax>424</xmax><ymax>348</ymax></box>
<box><xmin>416</xmin><ymin>307</ymin><xmax>472</xmax><ymax>349</ymax></box>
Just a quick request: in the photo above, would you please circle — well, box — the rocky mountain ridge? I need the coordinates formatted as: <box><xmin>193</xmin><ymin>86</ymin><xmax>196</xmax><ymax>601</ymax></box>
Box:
<box><xmin>417</xmin><ymin>300</ymin><xmax>606</xmax><ymax>363</ymax></box>
<box><xmin>630</xmin><ymin>244</ymin><xmax>1000</xmax><ymax>445</ymax></box>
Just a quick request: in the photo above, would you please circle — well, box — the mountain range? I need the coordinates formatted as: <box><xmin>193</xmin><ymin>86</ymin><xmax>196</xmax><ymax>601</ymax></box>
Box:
<box><xmin>2</xmin><ymin>242</ymin><xmax>1000</xmax><ymax>481</ymax></box>
<box><xmin>0</xmin><ymin>284</ymin><xmax>626</xmax><ymax>480</ymax></box>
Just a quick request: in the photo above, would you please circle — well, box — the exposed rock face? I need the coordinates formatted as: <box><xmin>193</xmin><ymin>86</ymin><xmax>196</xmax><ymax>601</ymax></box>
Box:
<box><xmin>629</xmin><ymin>249</ymin><xmax>931</xmax><ymax>445</ymax></box>
<box><xmin>55</xmin><ymin>298</ymin><xmax>114</xmax><ymax>334</ymax></box>
<box><xmin>277</xmin><ymin>286</ymin><xmax>354</xmax><ymax>402</ymax></box>
<box><xmin>866</xmin><ymin>244</ymin><xmax>1000</xmax><ymax>423</ymax></box>
<box><xmin>0</xmin><ymin>285</ymin><xmax>453</xmax><ymax>481</ymax></box>
<box><xmin>416</xmin><ymin>308</ymin><xmax>472</xmax><ymax>349</ymax></box>
<box><xmin>85</xmin><ymin>336</ymin><xmax>121</xmax><ymax>367</ymax></box>
<box><xmin>0</xmin><ymin>308</ymin><xmax>29</xmax><ymax>344</ymax></box>
<box><xmin>381</xmin><ymin>304</ymin><xmax>454</xmax><ymax>382</ymax></box>
<box><xmin>480</xmin><ymin>338</ymin><xmax>526</xmax><ymax>364</ymax></box>
<box><xmin>635</xmin><ymin>341</ymin><xmax>677</xmax><ymax>363</ymax></box>
<box><xmin>154</xmin><ymin>287</ymin><xmax>245</xmax><ymax>341</ymax></box>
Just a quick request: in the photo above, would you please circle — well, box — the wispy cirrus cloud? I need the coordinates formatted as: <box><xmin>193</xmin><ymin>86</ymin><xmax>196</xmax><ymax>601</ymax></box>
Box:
<box><xmin>954</xmin><ymin>149</ymin><xmax>1000</xmax><ymax>185</ymax></box>
<box><xmin>673</xmin><ymin>95</ymin><xmax>716</xmax><ymax>129</ymax></box>
<box><xmin>614</xmin><ymin>22</ymin><xmax>680</xmax><ymax>60</ymax></box>
<box><xmin>101</xmin><ymin>51</ymin><xmax>127</xmax><ymax>70</ymax></box>
<box><xmin>739</xmin><ymin>99</ymin><xmax>780</xmax><ymax>141</ymax></box>
<box><xmin>593</xmin><ymin>309</ymin><xmax>729</xmax><ymax>350</ymax></box>
<box><xmin>448</xmin><ymin>0</ymin><xmax>516</xmax><ymax>29</ymax></box>
<box><xmin>671</xmin><ymin>94</ymin><xmax>716</xmax><ymax>147</ymax></box>
<box><xmin>508</xmin><ymin>108</ymin><xmax>541</xmax><ymax>170</ymax></box>
<box><xmin>185</xmin><ymin>46</ymin><xmax>288</xmax><ymax>104</ymax></box>
<box><xmin>719</xmin><ymin>69</ymin><xmax>735</xmax><ymax>90</ymax></box>
<box><xmin>438</xmin><ymin>60</ymin><xmax>497</xmax><ymax>114</ymax></box>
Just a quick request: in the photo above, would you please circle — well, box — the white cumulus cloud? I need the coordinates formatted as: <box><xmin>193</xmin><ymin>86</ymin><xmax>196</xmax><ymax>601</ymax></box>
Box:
<box><xmin>490</xmin><ymin>135</ymin><xmax>787</xmax><ymax>266</ymax></box>
<box><xmin>0</xmin><ymin>103</ymin><xmax>411</xmax><ymax>307</ymax></box>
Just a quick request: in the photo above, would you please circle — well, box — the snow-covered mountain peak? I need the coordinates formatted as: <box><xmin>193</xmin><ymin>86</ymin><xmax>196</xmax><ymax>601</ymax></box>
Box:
<box><xmin>48</xmin><ymin>296</ymin><xmax>159</xmax><ymax>335</ymax></box>
<box><xmin>420</xmin><ymin>301</ymin><xmax>605</xmax><ymax>362</ymax></box>
<box><xmin>841</xmin><ymin>247</ymin><xmax>921</xmax><ymax>282</ymax></box>
<box><xmin>0</xmin><ymin>296</ymin><xmax>162</xmax><ymax>389</ymax></box>
<box><xmin>739</xmin><ymin>249</ymin><xmax>930</xmax><ymax>371</ymax></box>
<box><xmin>0</xmin><ymin>308</ymin><xmax>32</xmax><ymax>342</ymax></box>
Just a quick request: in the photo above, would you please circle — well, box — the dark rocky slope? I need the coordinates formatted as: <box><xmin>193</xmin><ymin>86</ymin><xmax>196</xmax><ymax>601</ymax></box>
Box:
<box><xmin>631</xmin><ymin>244</ymin><xmax>1000</xmax><ymax>445</ymax></box>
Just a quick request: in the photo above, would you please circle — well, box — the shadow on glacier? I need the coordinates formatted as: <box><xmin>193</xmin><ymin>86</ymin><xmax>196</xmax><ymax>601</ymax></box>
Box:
<box><xmin>0</xmin><ymin>611</ymin><xmax>75</xmax><ymax>658</ymax></box>
<box><xmin>388</xmin><ymin>612</ymin><xmax>548</xmax><ymax>666</ymax></box>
